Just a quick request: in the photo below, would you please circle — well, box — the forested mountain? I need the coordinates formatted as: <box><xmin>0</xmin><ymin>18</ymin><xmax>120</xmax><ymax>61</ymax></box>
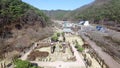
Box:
<box><xmin>0</xmin><ymin>0</ymin><xmax>49</xmax><ymax>28</ymax></box>
<box><xmin>0</xmin><ymin>0</ymin><xmax>53</xmax><ymax>59</ymax></box>
<box><xmin>64</xmin><ymin>0</ymin><xmax>111</xmax><ymax>20</ymax></box>
<box><xmin>64</xmin><ymin>0</ymin><xmax>120</xmax><ymax>26</ymax></box>
<box><xmin>43</xmin><ymin>10</ymin><xmax>70</xmax><ymax>20</ymax></box>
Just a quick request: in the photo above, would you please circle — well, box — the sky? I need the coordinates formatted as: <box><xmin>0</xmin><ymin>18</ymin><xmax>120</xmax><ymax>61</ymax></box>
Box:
<box><xmin>22</xmin><ymin>0</ymin><xmax>95</xmax><ymax>10</ymax></box>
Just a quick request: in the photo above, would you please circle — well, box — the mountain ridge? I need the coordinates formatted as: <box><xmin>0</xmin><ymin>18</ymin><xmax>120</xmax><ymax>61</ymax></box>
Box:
<box><xmin>42</xmin><ymin>10</ymin><xmax>71</xmax><ymax>20</ymax></box>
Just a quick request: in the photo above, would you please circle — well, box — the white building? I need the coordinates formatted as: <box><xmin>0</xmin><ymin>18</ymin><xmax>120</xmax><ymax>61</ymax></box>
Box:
<box><xmin>63</xmin><ymin>21</ymin><xmax>73</xmax><ymax>33</ymax></box>
<box><xmin>79</xmin><ymin>21</ymin><xmax>90</xmax><ymax>26</ymax></box>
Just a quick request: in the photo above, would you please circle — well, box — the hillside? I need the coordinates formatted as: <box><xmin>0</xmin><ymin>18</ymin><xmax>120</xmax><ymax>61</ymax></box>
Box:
<box><xmin>0</xmin><ymin>0</ymin><xmax>49</xmax><ymax>28</ymax></box>
<box><xmin>64</xmin><ymin>0</ymin><xmax>110</xmax><ymax>20</ymax></box>
<box><xmin>64</xmin><ymin>0</ymin><xmax>120</xmax><ymax>26</ymax></box>
<box><xmin>0</xmin><ymin>0</ymin><xmax>53</xmax><ymax>59</ymax></box>
<box><xmin>43</xmin><ymin>10</ymin><xmax>70</xmax><ymax>20</ymax></box>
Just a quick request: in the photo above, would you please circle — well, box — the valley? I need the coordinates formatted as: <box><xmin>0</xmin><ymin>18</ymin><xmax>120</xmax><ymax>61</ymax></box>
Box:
<box><xmin>0</xmin><ymin>0</ymin><xmax>120</xmax><ymax>68</ymax></box>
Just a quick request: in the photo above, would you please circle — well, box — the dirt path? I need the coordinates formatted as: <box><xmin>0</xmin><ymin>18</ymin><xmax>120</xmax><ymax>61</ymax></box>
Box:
<box><xmin>79</xmin><ymin>32</ymin><xmax>120</xmax><ymax>68</ymax></box>
<box><xmin>65</xmin><ymin>34</ymin><xmax>84</xmax><ymax>63</ymax></box>
<box><xmin>20</xmin><ymin>43</ymin><xmax>37</xmax><ymax>60</ymax></box>
<box><xmin>70</xmin><ymin>43</ymin><xmax>84</xmax><ymax>63</ymax></box>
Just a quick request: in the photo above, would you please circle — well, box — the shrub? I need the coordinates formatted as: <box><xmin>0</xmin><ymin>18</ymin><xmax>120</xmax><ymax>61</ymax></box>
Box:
<box><xmin>61</xmin><ymin>32</ymin><xmax>64</xmax><ymax>36</ymax></box>
<box><xmin>77</xmin><ymin>47</ymin><xmax>84</xmax><ymax>52</ymax></box>
<box><xmin>14</xmin><ymin>59</ymin><xmax>30</xmax><ymax>68</ymax></box>
<box><xmin>75</xmin><ymin>41</ymin><xmax>84</xmax><ymax>52</ymax></box>
<box><xmin>51</xmin><ymin>34</ymin><xmax>58</xmax><ymax>42</ymax></box>
<box><xmin>56</xmin><ymin>32</ymin><xmax>60</xmax><ymax>37</ymax></box>
<box><xmin>75</xmin><ymin>45</ymin><xmax>79</xmax><ymax>48</ymax></box>
<box><xmin>14</xmin><ymin>59</ymin><xmax>38</xmax><ymax>68</ymax></box>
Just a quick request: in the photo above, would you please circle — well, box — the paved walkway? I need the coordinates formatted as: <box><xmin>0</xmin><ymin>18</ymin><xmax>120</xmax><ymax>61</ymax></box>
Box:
<box><xmin>31</xmin><ymin>61</ymin><xmax>85</xmax><ymax>68</ymax></box>
<box><xmin>79</xmin><ymin>32</ymin><xmax>120</xmax><ymax>68</ymax></box>
<box><xmin>70</xmin><ymin>43</ymin><xmax>84</xmax><ymax>63</ymax></box>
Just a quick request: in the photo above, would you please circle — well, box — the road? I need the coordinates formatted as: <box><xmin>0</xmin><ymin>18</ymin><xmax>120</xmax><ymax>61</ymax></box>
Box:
<box><xmin>79</xmin><ymin>32</ymin><xmax>120</xmax><ymax>68</ymax></box>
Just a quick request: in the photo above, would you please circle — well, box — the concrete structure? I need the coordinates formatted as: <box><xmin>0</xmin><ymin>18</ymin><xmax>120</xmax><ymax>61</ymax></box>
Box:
<box><xmin>79</xmin><ymin>21</ymin><xmax>90</xmax><ymax>26</ymax></box>
<box><xmin>63</xmin><ymin>21</ymin><xmax>73</xmax><ymax>33</ymax></box>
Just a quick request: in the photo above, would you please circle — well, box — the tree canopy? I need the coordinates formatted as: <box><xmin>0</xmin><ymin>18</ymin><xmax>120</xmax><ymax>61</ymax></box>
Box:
<box><xmin>0</xmin><ymin>0</ymin><xmax>49</xmax><ymax>28</ymax></box>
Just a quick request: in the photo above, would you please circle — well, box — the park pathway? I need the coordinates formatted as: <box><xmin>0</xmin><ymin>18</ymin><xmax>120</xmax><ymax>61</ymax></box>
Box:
<box><xmin>20</xmin><ymin>33</ymin><xmax>86</xmax><ymax>68</ymax></box>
